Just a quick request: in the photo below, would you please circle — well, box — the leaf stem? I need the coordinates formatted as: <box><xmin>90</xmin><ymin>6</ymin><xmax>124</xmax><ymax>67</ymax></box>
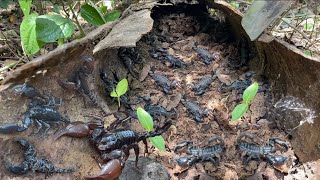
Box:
<box><xmin>66</xmin><ymin>0</ymin><xmax>85</xmax><ymax>37</ymax></box>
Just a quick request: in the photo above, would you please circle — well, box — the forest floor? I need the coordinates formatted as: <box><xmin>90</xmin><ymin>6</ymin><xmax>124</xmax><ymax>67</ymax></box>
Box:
<box><xmin>0</xmin><ymin>2</ymin><xmax>319</xmax><ymax>180</ymax></box>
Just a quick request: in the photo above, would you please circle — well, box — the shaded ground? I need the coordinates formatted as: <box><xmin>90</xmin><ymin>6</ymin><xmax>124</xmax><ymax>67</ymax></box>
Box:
<box><xmin>0</xmin><ymin>3</ymin><xmax>318</xmax><ymax>180</ymax></box>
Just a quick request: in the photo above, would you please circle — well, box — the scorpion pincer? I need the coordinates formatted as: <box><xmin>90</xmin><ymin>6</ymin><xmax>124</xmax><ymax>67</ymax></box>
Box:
<box><xmin>174</xmin><ymin>135</ymin><xmax>225</xmax><ymax>167</ymax></box>
<box><xmin>237</xmin><ymin>133</ymin><xmax>289</xmax><ymax>166</ymax></box>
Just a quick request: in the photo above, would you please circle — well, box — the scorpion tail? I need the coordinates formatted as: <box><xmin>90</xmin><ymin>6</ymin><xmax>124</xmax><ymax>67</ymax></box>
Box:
<box><xmin>5</xmin><ymin>162</ymin><xmax>30</xmax><ymax>175</ymax></box>
<box><xmin>0</xmin><ymin>124</ymin><xmax>23</xmax><ymax>134</ymax></box>
<box><xmin>146</xmin><ymin>121</ymin><xmax>172</xmax><ymax>138</ymax></box>
<box><xmin>53</xmin><ymin>167</ymin><xmax>75</xmax><ymax>174</ymax></box>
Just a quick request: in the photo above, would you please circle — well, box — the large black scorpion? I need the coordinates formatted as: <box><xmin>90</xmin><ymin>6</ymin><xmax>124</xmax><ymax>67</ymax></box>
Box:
<box><xmin>237</xmin><ymin>133</ymin><xmax>289</xmax><ymax>166</ymax></box>
<box><xmin>54</xmin><ymin>120</ymin><xmax>172</xmax><ymax>179</ymax></box>
<box><xmin>0</xmin><ymin>84</ymin><xmax>69</xmax><ymax>135</ymax></box>
<box><xmin>5</xmin><ymin>139</ymin><xmax>74</xmax><ymax>176</ymax></box>
<box><xmin>174</xmin><ymin>135</ymin><xmax>225</xmax><ymax>167</ymax></box>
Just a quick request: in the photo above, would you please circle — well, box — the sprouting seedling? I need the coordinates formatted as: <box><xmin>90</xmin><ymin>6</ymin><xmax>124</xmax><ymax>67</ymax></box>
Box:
<box><xmin>136</xmin><ymin>107</ymin><xmax>166</xmax><ymax>151</ymax></box>
<box><xmin>110</xmin><ymin>78</ymin><xmax>128</xmax><ymax>107</ymax></box>
<box><xmin>231</xmin><ymin>82</ymin><xmax>259</xmax><ymax>121</ymax></box>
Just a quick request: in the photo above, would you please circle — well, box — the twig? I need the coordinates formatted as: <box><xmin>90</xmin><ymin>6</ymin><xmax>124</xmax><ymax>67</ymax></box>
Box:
<box><xmin>281</xmin><ymin>19</ymin><xmax>313</xmax><ymax>44</ymax></box>
<box><xmin>0</xmin><ymin>61</ymin><xmax>19</xmax><ymax>72</ymax></box>
<box><xmin>66</xmin><ymin>0</ymin><xmax>85</xmax><ymax>37</ymax></box>
<box><xmin>0</xmin><ymin>30</ymin><xmax>21</xmax><ymax>59</ymax></box>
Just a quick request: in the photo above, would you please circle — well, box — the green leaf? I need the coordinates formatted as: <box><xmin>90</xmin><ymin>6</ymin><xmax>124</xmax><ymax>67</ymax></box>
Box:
<box><xmin>137</xmin><ymin>107</ymin><xmax>154</xmax><ymax>131</ymax></box>
<box><xmin>229</xmin><ymin>2</ymin><xmax>239</xmax><ymax>9</ymax></box>
<box><xmin>242</xmin><ymin>82</ymin><xmax>259</xmax><ymax>104</ymax></box>
<box><xmin>0</xmin><ymin>0</ymin><xmax>14</xmax><ymax>9</ymax></box>
<box><xmin>303</xmin><ymin>18</ymin><xmax>314</xmax><ymax>31</ymax></box>
<box><xmin>52</xmin><ymin>5</ymin><xmax>63</xmax><ymax>14</ymax></box>
<box><xmin>104</xmin><ymin>10</ymin><xmax>121</xmax><ymax>22</ymax></box>
<box><xmin>19</xmin><ymin>0</ymin><xmax>32</xmax><ymax>17</ymax></box>
<box><xmin>99</xmin><ymin>6</ymin><xmax>108</xmax><ymax>14</ymax></box>
<box><xmin>115</xmin><ymin>78</ymin><xmax>128</xmax><ymax>97</ymax></box>
<box><xmin>20</xmin><ymin>13</ymin><xmax>43</xmax><ymax>55</ymax></box>
<box><xmin>80</xmin><ymin>3</ymin><xmax>106</xmax><ymax>26</ymax></box>
<box><xmin>149</xmin><ymin>136</ymin><xmax>166</xmax><ymax>151</ymax></box>
<box><xmin>304</xmin><ymin>50</ymin><xmax>312</xmax><ymax>56</ymax></box>
<box><xmin>231</xmin><ymin>103</ymin><xmax>248</xmax><ymax>121</ymax></box>
<box><xmin>36</xmin><ymin>14</ymin><xmax>75</xmax><ymax>43</ymax></box>
<box><xmin>110</xmin><ymin>90</ymin><xmax>118</xmax><ymax>97</ymax></box>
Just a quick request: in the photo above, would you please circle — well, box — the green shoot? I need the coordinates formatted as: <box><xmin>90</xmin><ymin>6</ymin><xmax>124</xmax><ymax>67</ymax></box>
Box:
<box><xmin>110</xmin><ymin>78</ymin><xmax>128</xmax><ymax>107</ymax></box>
<box><xmin>136</xmin><ymin>107</ymin><xmax>166</xmax><ymax>151</ymax></box>
<box><xmin>231</xmin><ymin>82</ymin><xmax>259</xmax><ymax>121</ymax></box>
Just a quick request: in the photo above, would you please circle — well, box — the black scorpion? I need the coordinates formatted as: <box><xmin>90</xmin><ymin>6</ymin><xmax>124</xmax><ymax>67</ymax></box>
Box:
<box><xmin>237</xmin><ymin>133</ymin><xmax>289</xmax><ymax>166</ymax></box>
<box><xmin>174</xmin><ymin>135</ymin><xmax>225</xmax><ymax>167</ymax></box>
<box><xmin>192</xmin><ymin>46</ymin><xmax>216</xmax><ymax>65</ymax></box>
<box><xmin>181</xmin><ymin>98</ymin><xmax>208</xmax><ymax>122</ymax></box>
<box><xmin>192</xmin><ymin>75</ymin><xmax>217</xmax><ymax>96</ymax></box>
<box><xmin>149</xmin><ymin>48</ymin><xmax>187</xmax><ymax>68</ymax></box>
<box><xmin>149</xmin><ymin>73</ymin><xmax>173</xmax><ymax>94</ymax></box>
<box><xmin>118</xmin><ymin>47</ymin><xmax>142</xmax><ymax>78</ymax></box>
<box><xmin>5</xmin><ymin>139</ymin><xmax>74</xmax><ymax>176</ymax></box>
<box><xmin>144</xmin><ymin>103</ymin><xmax>176</xmax><ymax>120</ymax></box>
<box><xmin>0</xmin><ymin>84</ymin><xmax>69</xmax><ymax>134</ymax></box>
<box><xmin>91</xmin><ymin>121</ymin><xmax>172</xmax><ymax>167</ymax></box>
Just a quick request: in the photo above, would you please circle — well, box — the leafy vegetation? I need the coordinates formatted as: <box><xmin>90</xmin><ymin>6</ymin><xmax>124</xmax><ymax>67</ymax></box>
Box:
<box><xmin>137</xmin><ymin>107</ymin><xmax>166</xmax><ymax>151</ymax></box>
<box><xmin>110</xmin><ymin>78</ymin><xmax>129</xmax><ymax>107</ymax></box>
<box><xmin>231</xmin><ymin>82</ymin><xmax>259</xmax><ymax>121</ymax></box>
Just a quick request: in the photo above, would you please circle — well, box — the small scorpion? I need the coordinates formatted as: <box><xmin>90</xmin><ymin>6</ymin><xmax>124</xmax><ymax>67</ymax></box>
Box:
<box><xmin>5</xmin><ymin>139</ymin><xmax>74</xmax><ymax>176</ymax></box>
<box><xmin>237</xmin><ymin>133</ymin><xmax>289</xmax><ymax>166</ymax></box>
<box><xmin>192</xmin><ymin>74</ymin><xmax>217</xmax><ymax>96</ymax></box>
<box><xmin>174</xmin><ymin>135</ymin><xmax>225</xmax><ymax>167</ymax></box>
<box><xmin>181</xmin><ymin>98</ymin><xmax>208</xmax><ymax>122</ymax></box>
<box><xmin>149</xmin><ymin>73</ymin><xmax>173</xmax><ymax>94</ymax></box>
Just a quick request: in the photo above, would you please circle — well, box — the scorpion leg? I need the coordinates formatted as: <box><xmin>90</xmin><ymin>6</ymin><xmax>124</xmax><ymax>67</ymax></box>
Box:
<box><xmin>207</xmin><ymin>135</ymin><xmax>224</xmax><ymax>146</ymax></box>
<box><xmin>268</xmin><ymin>138</ymin><xmax>289</xmax><ymax>151</ymax></box>
<box><xmin>208</xmin><ymin>157</ymin><xmax>219</xmax><ymax>166</ymax></box>
<box><xmin>33</xmin><ymin>120</ymin><xmax>43</xmax><ymax>134</ymax></box>
<box><xmin>143</xmin><ymin>138</ymin><xmax>148</xmax><ymax>156</ymax></box>
<box><xmin>39</xmin><ymin>120</ymin><xmax>51</xmax><ymax>135</ymax></box>
<box><xmin>243</xmin><ymin>154</ymin><xmax>260</xmax><ymax>165</ymax></box>
<box><xmin>174</xmin><ymin>141</ymin><xmax>193</xmax><ymax>153</ymax></box>
<box><xmin>133</xmin><ymin>144</ymin><xmax>140</xmax><ymax>168</ymax></box>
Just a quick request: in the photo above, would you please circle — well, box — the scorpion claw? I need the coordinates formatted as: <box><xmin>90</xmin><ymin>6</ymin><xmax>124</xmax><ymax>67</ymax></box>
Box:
<box><xmin>53</xmin><ymin>122</ymin><xmax>91</xmax><ymax>141</ymax></box>
<box><xmin>266</xmin><ymin>154</ymin><xmax>287</xmax><ymax>166</ymax></box>
<box><xmin>176</xmin><ymin>157</ymin><xmax>193</xmax><ymax>167</ymax></box>
<box><xmin>269</xmin><ymin>138</ymin><xmax>289</xmax><ymax>151</ymax></box>
<box><xmin>84</xmin><ymin>159</ymin><xmax>124</xmax><ymax>180</ymax></box>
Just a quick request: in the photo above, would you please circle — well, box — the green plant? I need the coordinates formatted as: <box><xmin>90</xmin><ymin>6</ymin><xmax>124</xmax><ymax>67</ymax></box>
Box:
<box><xmin>19</xmin><ymin>0</ymin><xmax>75</xmax><ymax>55</ymax></box>
<box><xmin>231</xmin><ymin>82</ymin><xmax>259</xmax><ymax>121</ymax></box>
<box><xmin>80</xmin><ymin>3</ymin><xmax>121</xmax><ymax>26</ymax></box>
<box><xmin>136</xmin><ymin>107</ymin><xmax>166</xmax><ymax>151</ymax></box>
<box><xmin>0</xmin><ymin>0</ymin><xmax>14</xmax><ymax>9</ymax></box>
<box><xmin>110</xmin><ymin>78</ymin><xmax>128</xmax><ymax>107</ymax></box>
